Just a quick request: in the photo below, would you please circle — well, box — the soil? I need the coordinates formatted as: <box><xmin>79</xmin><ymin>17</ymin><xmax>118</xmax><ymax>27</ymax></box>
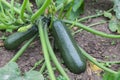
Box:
<box><xmin>0</xmin><ymin>0</ymin><xmax>119</xmax><ymax>80</ymax></box>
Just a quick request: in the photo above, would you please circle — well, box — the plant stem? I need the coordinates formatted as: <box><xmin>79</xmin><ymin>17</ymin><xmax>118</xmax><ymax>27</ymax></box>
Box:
<box><xmin>44</xmin><ymin>26</ymin><xmax>70</xmax><ymax>80</ymax></box>
<box><xmin>63</xmin><ymin>19</ymin><xmax>120</xmax><ymax>38</ymax></box>
<box><xmin>73</xmin><ymin>20</ymin><xmax>107</xmax><ymax>35</ymax></box>
<box><xmin>9</xmin><ymin>35</ymin><xmax>36</xmax><ymax>62</ymax></box>
<box><xmin>30</xmin><ymin>59</ymin><xmax>44</xmax><ymax>71</ymax></box>
<box><xmin>39</xmin><ymin>62</ymin><xmax>46</xmax><ymax>73</ymax></box>
<box><xmin>1</xmin><ymin>0</ymin><xmax>29</xmax><ymax>18</ymax></box>
<box><xmin>20</xmin><ymin>0</ymin><xmax>29</xmax><ymax>21</ymax></box>
<box><xmin>78</xmin><ymin>13</ymin><xmax>103</xmax><ymax>22</ymax></box>
<box><xmin>78</xmin><ymin>8</ymin><xmax>113</xmax><ymax>22</ymax></box>
<box><xmin>38</xmin><ymin>21</ymin><xmax>56</xmax><ymax>80</ymax></box>
<box><xmin>88</xmin><ymin>20</ymin><xmax>107</xmax><ymax>27</ymax></box>
<box><xmin>79</xmin><ymin>47</ymin><xmax>117</xmax><ymax>74</ymax></box>
<box><xmin>58</xmin><ymin>5</ymin><xmax>64</xmax><ymax>19</ymax></box>
<box><xmin>31</xmin><ymin>0</ymin><xmax>51</xmax><ymax>22</ymax></box>
<box><xmin>0</xmin><ymin>24</ymin><xmax>18</xmax><ymax>30</ymax></box>
<box><xmin>26</xmin><ymin>0</ymin><xmax>33</xmax><ymax>14</ymax></box>
<box><xmin>10</xmin><ymin>0</ymin><xmax>15</xmax><ymax>16</ymax></box>
<box><xmin>98</xmin><ymin>60</ymin><xmax>120</xmax><ymax>64</ymax></box>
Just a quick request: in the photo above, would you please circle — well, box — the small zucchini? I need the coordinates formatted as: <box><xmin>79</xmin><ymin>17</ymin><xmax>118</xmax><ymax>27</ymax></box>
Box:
<box><xmin>52</xmin><ymin>20</ymin><xmax>86</xmax><ymax>74</ymax></box>
<box><xmin>4</xmin><ymin>25</ymin><xmax>38</xmax><ymax>50</ymax></box>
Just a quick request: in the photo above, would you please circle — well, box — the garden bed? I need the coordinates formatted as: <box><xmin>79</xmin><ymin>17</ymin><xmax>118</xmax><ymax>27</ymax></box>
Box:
<box><xmin>0</xmin><ymin>0</ymin><xmax>120</xmax><ymax>80</ymax></box>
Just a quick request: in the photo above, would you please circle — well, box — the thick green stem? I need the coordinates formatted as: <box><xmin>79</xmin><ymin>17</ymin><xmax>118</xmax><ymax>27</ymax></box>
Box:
<box><xmin>63</xmin><ymin>19</ymin><xmax>120</xmax><ymax>38</ymax></box>
<box><xmin>31</xmin><ymin>0</ymin><xmax>51</xmax><ymax>22</ymax></box>
<box><xmin>20</xmin><ymin>0</ymin><xmax>29</xmax><ymax>21</ymax></box>
<box><xmin>0</xmin><ymin>24</ymin><xmax>18</xmax><ymax>30</ymax></box>
<box><xmin>79</xmin><ymin>47</ymin><xmax>117</xmax><ymax>74</ymax></box>
<box><xmin>44</xmin><ymin>26</ymin><xmax>70</xmax><ymax>80</ymax></box>
<box><xmin>38</xmin><ymin>21</ymin><xmax>56</xmax><ymax>80</ymax></box>
<box><xmin>9</xmin><ymin>35</ymin><xmax>36</xmax><ymax>62</ymax></box>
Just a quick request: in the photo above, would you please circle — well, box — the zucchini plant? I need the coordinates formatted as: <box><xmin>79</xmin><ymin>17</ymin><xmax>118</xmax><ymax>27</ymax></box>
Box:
<box><xmin>1</xmin><ymin>0</ymin><xmax>120</xmax><ymax>80</ymax></box>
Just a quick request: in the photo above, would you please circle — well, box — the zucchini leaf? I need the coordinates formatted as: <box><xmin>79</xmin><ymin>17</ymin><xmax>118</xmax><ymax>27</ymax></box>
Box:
<box><xmin>114</xmin><ymin>0</ymin><xmax>120</xmax><ymax>19</ymax></box>
<box><xmin>72</xmin><ymin>0</ymin><xmax>84</xmax><ymax>12</ymax></box>
<box><xmin>67</xmin><ymin>0</ymin><xmax>84</xmax><ymax>20</ymax></box>
<box><xmin>0</xmin><ymin>62</ymin><xmax>44</xmax><ymax>80</ymax></box>
<box><xmin>55</xmin><ymin>0</ymin><xmax>65</xmax><ymax>6</ymax></box>
<box><xmin>103</xmin><ymin>71</ymin><xmax>120</xmax><ymax>80</ymax></box>
<box><xmin>56</xmin><ymin>0</ymin><xmax>84</xmax><ymax>20</ymax></box>
<box><xmin>35</xmin><ymin>0</ymin><xmax>45</xmax><ymax>8</ymax></box>
<box><xmin>103</xmin><ymin>72</ymin><xmax>116</xmax><ymax>80</ymax></box>
<box><xmin>0</xmin><ymin>62</ymin><xmax>21</xmax><ymax>80</ymax></box>
<box><xmin>103</xmin><ymin>11</ymin><xmax>112</xmax><ymax>19</ymax></box>
<box><xmin>108</xmin><ymin>16</ymin><xmax>120</xmax><ymax>33</ymax></box>
<box><xmin>23</xmin><ymin>71</ymin><xmax>44</xmax><ymax>80</ymax></box>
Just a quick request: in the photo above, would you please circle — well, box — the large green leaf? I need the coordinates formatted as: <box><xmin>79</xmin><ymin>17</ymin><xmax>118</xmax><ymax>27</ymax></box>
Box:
<box><xmin>0</xmin><ymin>62</ymin><xmax>21</xmax><ymax>80</ymax></box>
<box><xmin>103</xmin><ymin>11</ymin><xmax>112</xmax><ymax>19</ymax></box>
<box><xmin>56</xmin><ymin>0</ymin><xmax>84</xmax><ymax>20</ymax></box>
<box><xmin>103</xmin><ymin>72</ymin><xmax>116</xmax><ymax>80</ymax></box>
<box><xmin>55</xmin><ymin>0</ymin><xmax>65</xmax><ymax>6</ymax></box>
<box><xmin>67</xmin><ymin>0</ymin><xmax>84</xmax><ymax>20</ymax></box>
<box><xmin>0</xmin><ymin>62</ymin><xmax>44</xmax><ymax>80</ymax></box>
<box><xmin>115</xmin><ymin>71</ymin><xmax>120</xmax><ymax>80</ymax></box>
<box><xmin>114</xmin><ymin>0</ymin><xmax>120</xmax><ymax>19</ymax></box>
<box><xmin>24</xmin><ymin>71</ymin><xmax>44</xmax><ymax>80</ymax></box>
<box><xmin>72</xmin><ymin>0</ymin><xmax>84</xmax><ymax>12</ymax></box>
<box><xmin>109</xmin><ymin>17</ymin><xmax>118</xmax><ymax>32</ymax></box>
<box><xmin>103</xmin><ymin>71</ymin><xmax>120</xmax><ymax>80</ymax></box>
<box><xmin>108</xmin><ymin>16</ymin><xmax>120</xmax><ymax>33</ymax></box>
<box><xmin>35</xmin><ymin>0</ymin><xmax>45</xmax><ymax>8</ymax></box>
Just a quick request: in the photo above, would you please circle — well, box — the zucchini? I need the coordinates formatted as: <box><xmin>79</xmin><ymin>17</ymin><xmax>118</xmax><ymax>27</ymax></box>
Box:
<box><xmin>52</xmin><ymin>20</ymin><xmax>86</xmax><ymax>74</ymax></box>
<box><xmin>4</xmin><ymin>25</ymin><xmax>38</xmax><ymax>50</ymax></box>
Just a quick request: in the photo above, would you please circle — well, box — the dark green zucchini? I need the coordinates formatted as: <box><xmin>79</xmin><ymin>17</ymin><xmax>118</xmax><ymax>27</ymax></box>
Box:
<box><xmin>52</xmin><ymin>20</ymin><xmax>86</xmax><ymax>74</ymax></box>
<box><xmin>4</xmin><ymin>25</ymin><xmax>38</xmax><ymax>50</ymax></box>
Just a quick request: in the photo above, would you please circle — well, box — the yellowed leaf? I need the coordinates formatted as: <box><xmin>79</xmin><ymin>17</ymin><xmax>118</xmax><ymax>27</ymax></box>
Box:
<box><xmin>88</xmin><ymin>58</ymin><xmax>103</xmax><ymax>73</ymax></box>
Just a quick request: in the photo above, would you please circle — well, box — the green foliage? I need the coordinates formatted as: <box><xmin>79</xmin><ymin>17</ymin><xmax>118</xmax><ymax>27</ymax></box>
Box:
<box><xmin>103</xmin><ymin>11</ymin><xmax>112</xmax><ymax>19</ymax></box>
<box><xmin>24</xmin><ymin>71</ymin><xmax>44</xmax><ymax>80</ymax></box>
<box><xmin>103</xmin><ymin>71</ymin><xmax>120</xmax><ymax>80</ymax></box>
<box><xmin>0</xmin><ymin>62</ymin><xmax>44</xmax><ymax>80</ymax></box>
<box><xmin>17</xmin><ymin>24</ymin><xmax>32</xmax><ymax>32</ymax></box>
<box><xmin>56</xmin><ymin>0</ymin><xmax>84</xmax><ymax>20</ymax></box>
<box><xmin>35</xmin><ymin>0</ymin><xmax>45</xmax><ymax>8</ymax></box>
<box><xmin>108</xmin><ymin>16</ymin><xmax>120</xmax><ymax>33</ymax></box>
<box><xmin>103</xmin><ymin>72</ymin><xmax>116</xmax><ymax>80</ymax></box>
<box><xmin>114</xmin><ymin>0</ymin><xmax>120</xmax><ymax>19</ymax></box>
<box><xmin>0</xmin><ymin>62</ymin><xmax>21</xmax><ymax>80</ymax></box>
<box><xmin>66</xmin><ymin>0</ymin><xmax>84</xmax><ymax>20</ymax></box>
<box><xmin>55</xmin><ymin>0</ymin><xmax>65</xmax><ymax>5</ymax></box>
<box><xmin>72</xmin><ymin>0</ymin><xmax>84</xmax><ymax>12</ymax></box>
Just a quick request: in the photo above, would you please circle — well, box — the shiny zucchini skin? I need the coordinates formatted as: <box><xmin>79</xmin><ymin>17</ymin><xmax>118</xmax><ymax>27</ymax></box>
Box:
<box><xmin>4</xmin><ymin>25</ymin><xmax>38</xmax><ymax>50</ymax></box>
<box><xmin>52</xmin><ymin>20</ymin><xmax>86</xmax><ymax>74</ymax></box>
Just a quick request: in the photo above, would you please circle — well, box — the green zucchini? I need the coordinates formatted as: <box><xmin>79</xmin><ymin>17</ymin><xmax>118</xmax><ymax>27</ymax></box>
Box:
<box><xmin>52</xmin><ymin>20</ymin><xmax>86</xmax><ymax>74</ymax></box>
<box><xmin>4</xmin><ymin>25</ymin><xmax>38</xmax><ymax>50</ymax></box>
